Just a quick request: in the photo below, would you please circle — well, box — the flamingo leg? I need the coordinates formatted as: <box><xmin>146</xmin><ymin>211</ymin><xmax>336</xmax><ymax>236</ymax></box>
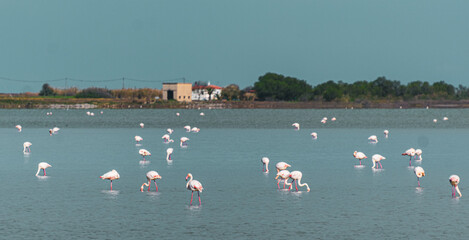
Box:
<box><xmin>359</xmin><ymin>160</ymin><xmax>362</xmax><ymax>165</ymax></box>
<box><xmin>379</xmin><ymin>162</ymin><xmax>383</xmax><ymax>169</ymax></box>
<box><xmin>277</xmin><ymin>179</ymin><xmax>280</xmax><ymax>189</ymax></box>
<box><xmin>283</xmin><ymin>179</ymin><xmax>286</xmax><ymax>189</ymax></box>
<box><xmin>417</xmin><ymin>178</ymin><xmax>420</xmax><ymax>187</ymax></box>
<box><xmin>169</xmin><ymin>154</ymin><xmax>171</xmax><ymax>160</ymax></box>
<box><xmin>190</xmin><ymin>191</ymin><xmax>194</xmax><ymax>205</ymax></box>
<box><xmin>148</xmin><ymin>181</ymin><xmax>151</xmax><ymax>191</ymax></box>
<box><xmin>110</xmin><ymin>180</ymin><xmax>113</xmax><ymax>191</ymax></box>
<box><xmin>198</xmin><ymin>191</ymin><xmax>201</xmax><ymax>205</ymax></box>
<box><xmin>154</xmin><ymin>181</ymin><xmax>158</xmax><ymax>192</ymax></box>
<box><xmin>295</xmin><ymin>180</ymin><xmax>298</xmax><ymax>191</ymax></box>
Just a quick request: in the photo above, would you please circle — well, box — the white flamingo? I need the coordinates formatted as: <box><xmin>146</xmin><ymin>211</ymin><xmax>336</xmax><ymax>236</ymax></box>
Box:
<box><xmin>384</xmin><ymin>129</ymin><xmax>389</xmax><ymax>138</ymax></box>
<box><xmin>140</xmin><ymin>171</ymin><xmax>162</xmax><ymax>192</ymax></box>
<box><xmin>15</xmin><ymin>125</ymin><xmax>22</xmax><ymax>132</ymax></box>
<box><xmin>100</xmin><ymin>170</ymin><xmax>120</xmax><ymax>190</ymax></box>
<box><xmin>261</xmin><ymin>157</ymin><xmax>269</xmax><ymax>173</ymax></box>
<box><xmin>200</xmin><ymin>112</ymin><xmax>205</xmax><ymax>116</ymax></box>
<box><xmin>184</xmin><ymin>125</ymin><xmax>191</xmax><ymax>132</ymax></box>
<box><xmin>372</xmin><ymin>154</ymin><xmax>385</xmax><ymax>169</ymax></box>
<box><xmin>414</xmin><ymin>166</ymin><xmax>425</xmax><ymax>187</ymax></box>
<box><xmin>353</xmin><ymin>151</ymin><xmax>367</xmax><ymax>165</ymax></box>
<box><xmin>276</xmin><ymin>170</ymin><xmax>291</xmax><ymax>189</ymax></box>
<box><xmin>275</xmin><ymin>162</ymin><xmax>291</xmax><ymax>174</ymax></box>
<box><xmin>311</xmin><ymin>132</ymin><xmax>318</xmax><ymax>140</ymax></box>
<box><xmin>140</xmin><ymin>123</ymin><xmax>144</xmax><ymax>128</ymax></box>
<box><xmin>191</xmin><ymin>127</ymin><xmax>200</xmax><ymax>133</ymax></box>
<box><xmin>368</xmin><ymin>135</ymin><xmax>378</xmax><ymax>143</ymax></box>
<box><xmin>139</xmin><ymin>149</ymin><xmax>151</xmax><ymax>161</ymax></box>
<box><xmin>292</xmin><ymin>123</ymin><xmax>300</xmax><ymax>130</ymax></box>
<box><xmin>135</xmin><ymin>136</ymin><xmax>143</xmax><ymax>143</ymax></box>
<box><xmin>186</xmin><ymin>173</ymin><xmax>203</xmax><ymax>205</ymax></box>
<box><xmin>402</xmin><ymin>148</ymin><xmax>416</xmax><ymax>166</ymax></box>
<box><xmin>167</xmin><ymin>128</ymin><xmax>174</xmax><ymax>134</ymax></box>
<box><xmin>52</xmin><ymin>127</ymin><xmax>60</xmax><ymax>133</ymax></box>
<box><xmin>443</xmin><ymin>117</ymin><xmax>448</xmax><ymax>121</ymax></box>
<box><xmin>166</xmin><ymin>148</ymin><xmax>173</xmax><ymax>160</ymax></box>
<box><xmin>287</xmin><ymin>171</ymin><xmax>310</xmax><ymax>192</ymax></box>
<box><xmin>449</xmin><ymin>175</ymin><xmax>462</xmax><ymax>197</ymax></box>
<box><xmin>331</xmin><ymin>117</ymin><xmax>336</xmax><ymax>121</ymax></box>
<box><xmin>23</xmin><ymin>142</ymin><xmax>32</xmax><ymax>153</ymax></box>
<box><xmin>36</xmin><ymin>162</ymin><xmax>51</xmax><ymax>176</ymax></box>
<box><xmin>415</xmin><ymin>149</ymin><xmax>423</xmax><ymax>161</ymax></box>
<box><xmin>180</xmin><ymin>137</ymin><xmax>189</xmax><ymax>147</ymax></box>
<box><xmin>176</xmin><ymin>112</ymin><xmax>180</xmax><ymax>116</ymax></box>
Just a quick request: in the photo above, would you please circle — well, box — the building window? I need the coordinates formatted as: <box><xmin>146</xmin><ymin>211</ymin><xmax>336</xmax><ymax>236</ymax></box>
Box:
<box><xmin>179</xmin><ymin>96</ymin><xmax>181</xmax><ymax>99</ymax></box>
<box><xmin>184</xmin><ymin>96</ymin><xmax>186</xmax><ymax>99</ymax></box>
<box><xmin>188</xmin><ymin>96</ymin><xmax>190</xmax><ymax>99</ymax></box>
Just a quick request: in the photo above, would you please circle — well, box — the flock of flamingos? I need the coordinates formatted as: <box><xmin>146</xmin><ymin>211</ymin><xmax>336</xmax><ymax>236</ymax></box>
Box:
<box><xmin>15</xmin><ymin>112</ymin><xmax>462</xmax><ymax>207</ymax></box>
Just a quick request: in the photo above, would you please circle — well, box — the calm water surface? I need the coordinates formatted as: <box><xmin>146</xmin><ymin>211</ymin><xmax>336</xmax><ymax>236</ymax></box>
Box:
<box><xmin>0</xmin><ymin>109</ymin><xmax>468</xmax><ymax>239</ymax></box>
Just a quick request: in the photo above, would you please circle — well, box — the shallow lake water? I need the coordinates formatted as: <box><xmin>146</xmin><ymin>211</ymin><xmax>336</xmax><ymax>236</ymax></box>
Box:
<box><xmin>0</xmin><ymin>109</ymin><xmax>468</xmax><ymax>239</ymax></box>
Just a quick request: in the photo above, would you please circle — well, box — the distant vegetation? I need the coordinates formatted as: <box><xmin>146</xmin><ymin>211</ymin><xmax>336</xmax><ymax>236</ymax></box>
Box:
<box><xmin>252</xmin><ymin>73</ymin><xmax>467</xmax><ymax>102</ymax></box>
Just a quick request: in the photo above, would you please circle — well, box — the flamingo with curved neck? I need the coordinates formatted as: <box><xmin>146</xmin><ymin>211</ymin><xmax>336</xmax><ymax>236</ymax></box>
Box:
<box><xmin>276</xmin><ymin>170</ymin><xmax>290</xmax><ymax>189</ymax></box>
<box><xmin>23</xmin><ymin>142</ymin><xmax>32</xmax><ymax>153</ymax></box>
<box><xmin>140</xmin><ymin>171</ymin><xmax>162</xmax><ymax>192</ymax></box>
<box><xmin>186</xmin><ymin>173</ymin><xmax>203</xmax><ymax>205</ymax></box>
<box><xmin>414</xmin><ymin>166</ymin><xmax>425</xmax><ymax>187</ymax></box>
<box><xmin>261</xmin><ymin>157</ymin><xmax>269</xmax><ymax>172</ymax></box>
<box><xmin>449</xmin><ymin>175</ymin><xmax>462</xmax><ymax>197</ymax></box>
<box><xmin>166</xmin><ymin>148</ymin><xmax>173</xmax><ymax>160</ymax></box>
<box><xmin>288</xmin><ymin>171</ymin><xmax>310</xmax><ymax>192</ymax></box>
<box><xmin>36</xmin><ymin>162</ymin><xmax>51</xmax><ymax>176</ymax></box>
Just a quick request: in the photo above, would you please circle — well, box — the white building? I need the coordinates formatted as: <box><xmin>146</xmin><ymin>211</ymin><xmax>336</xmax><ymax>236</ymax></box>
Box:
<box><xmin>192</xmin><ymin>83</ymin><xmax>222</xmax><ymax>101</ymax></box>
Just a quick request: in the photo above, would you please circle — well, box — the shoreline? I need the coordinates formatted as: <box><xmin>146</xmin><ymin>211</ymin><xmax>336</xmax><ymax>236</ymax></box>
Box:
<box><xmin>1</xmin><ymin>97</ymin><xmax>469</xmax><ymax>109</ymax></box>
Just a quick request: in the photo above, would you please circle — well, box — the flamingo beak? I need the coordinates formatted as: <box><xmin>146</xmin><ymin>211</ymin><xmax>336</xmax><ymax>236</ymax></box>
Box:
<box><xmin>422</xmin><ymin>173</ymin><xmax>425</xmax><ymax>176</ymax></box>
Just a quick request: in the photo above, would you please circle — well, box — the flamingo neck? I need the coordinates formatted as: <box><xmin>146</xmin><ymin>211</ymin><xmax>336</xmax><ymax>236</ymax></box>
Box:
<box><xmin>186</xmin><ymin>175</ymin><xmax>193</xmax><ymax>188</ymax></box>
<box><xmin>35</xmin><ymin>167</ymin><xmax>41</xmax><ymax>176</ymax></box>
<box><xmin>456</xmin><ymin>186</ymin><xmax>462</xmax><ymax>197</ymax></box>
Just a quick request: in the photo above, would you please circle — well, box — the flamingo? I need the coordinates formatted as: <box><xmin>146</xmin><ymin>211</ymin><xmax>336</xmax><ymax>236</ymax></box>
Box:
<box><xmin>384</xmin><ymin>129</ymin><xmax>389</xmax><ymax>138</ymax></box>
<box><xmin>176</xmin><ymin>112</ymin><xmax>180</xmax><ymax>116</ymax></box>
<box><xmin>321</xmin><ymin>118</ymin><xmax>327</xmax><ymax>124</ymax></box>
<box><xmin>15</xmin><ymin>125</ymin><xmax>22</xmax><ymax>132</ymax></box>
<box><xmin>180</xmin><ymin>137</ymin><xmax>189</xmax><ymax>147</ymax></box>
<box><xmin>23</xmin><ymin>142</ymin><xmax>32</xmax><ymax>153</ymax></box>
<box><xmin>311</xmin><ymin>132</ymin><xmax>318</xmax><ymax>140</ymax></box>
<box><xmin>449</xmin><ymin>175</ymin><xmax>462</xmax><ymax>197</ymax></box>
<box><xmin>415</xmin><ymin>149</ymin><xmax>423</xmax><ymax>161</ymax></box>
<box><xmin>287</xmin><ymin>171</ymin><xmax>310</xmax><ymax>192</ymax></box>
<box><xmin>191</xmin><ymin>127</ymin><xmax>200</xmax><ymax>133</ymax></box>
<box><xmin>292</xmin><ymin>123</ymin><xmax>300</xmax><ymax>130</ymax></box>
<box><xmin>353</xmin><ymin>151</ymin><xmax>367</xmax><ymax>165</ymax></box>
<box><xmin>140</xmin><ymin>171</ymin><xmax>162</xmax><ymax>192</ymax></box>
<box><xmin>433</xmin><ymin>119</ymin><xmax>437</xmax><ymax>123</ymax></box>
<box><xmin>368</xmin><ymin>135</ymin><xmax>378</xmax><ymax>143</ymax></box>
<box><xmin>331</xmin><ymin>117</ymin><xmax>336</xmax><ymax>121</ymax></box>
<box><xmin>139</xmin><ymin>149</ymin><xmax>151</xmax><ymax>161</ymax></box>
<box><xmin>186</xmin><ymin>173</ymin><xmax>203</xmax><ymax>205</ymax></box>
<box><xmin>140</xmin><ymin>123</ymin><xmax>144</xmax><ymax>128</ymax></box>
<box><xmin>90</xmin><ymin>112</ymin><xmax>94</xmax><ymax>116</ymax></box>
<box><xmin>402</xmin><ymin>148</ymin><xmax>416</xmax><ymax>166</ymax></box>
<box><xmin>184</xmin><ymin>125</ymin><xmax>191</xmax><ymax>132</ymax></box>
<box><xmin>275</xmin><ymin>162</ymin><xmax>291</xmax><ymax>174</ymax></box>
<box><xmin>162</xmin><ymin>134</ymin><xmax>170</xmax><ymax>143</ymax></box>
<box><xmin>86</xmin><ymin>111</ymin><xmax>91</xmax><ymax>116</ymax></box>
<box><xmin>167</xmin><ymin>128</ymin><xmax>174</xmax><ymax>134</ymax></box>
<box><xmin>261</xmin><ymin>157</ymin><xmax>269</xmax><ymax>172</ymax></box>
<box><xmin>166</xmin><ymin>148</ymin><xmax>173</xmax><ymax>160</ymax></box>
<box><xmin>414</xmin><ymin>166</ymin><xmax>425</xmax><ymax>187</ymax></box>
<box><xmin>372</xmin><ymin>154</ymin><xmax>385</xmax><ymax>169</ymax></box>
<box><xmin>443</xmin><ymin>117</ymin><xmax>448</xmax><ymax>121</ymax></box>
<box><xmin>100</xmin><ymin>170</ymin><xmax>120</xmax><ymax>190</ymax></box>
<box><xmin>135</xmin><ymin>136</ymin><xmax>143</xmax><ymax>143</ymax></box>
<box><xmin>200</xmin><ymin>112</ymin><xmax>205</xmax><ymax>116</ymax></box>
<box><xmin>36</xmin><ymin>162</ymin><xmax>51</xmax><ymax>176</ymax></box>
<box><xmin>52</xmin><ymin>127</ymin><xmax>60</xmax><ymax>133</ymax></box>
<box><xmin>49</xmin><ymin>129</ymin><xmax>53</xmax><ymax>136</ymax></box>
<box><xmin>276</xmin><ymin>170</ymin><xmax>291</xmax><ymax>189</ymax></box>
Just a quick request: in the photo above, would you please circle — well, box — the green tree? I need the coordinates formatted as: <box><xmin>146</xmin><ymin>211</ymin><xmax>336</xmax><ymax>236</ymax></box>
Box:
<box><xmin>254</xmin><ymin>73</ymin><xmax>313</xmax><ymax>101</ymax></box>
<box><xmin>39</xmin><ymin>83</ymin><xmax>56</xmax><ymax>96</ymax></box>
<box><xmin>221</xmin><ymin>84</ymin><xmax>241</xmax><ymax>100</ymax></box>
<box><xmin>206</xmin><ymin>87</ymin><xmax>214</xmax><ymax>101</ymax></box>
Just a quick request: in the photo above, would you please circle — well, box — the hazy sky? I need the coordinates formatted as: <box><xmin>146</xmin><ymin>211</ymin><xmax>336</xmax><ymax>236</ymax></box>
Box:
<box><xmin>1</xmin><ymin>0</ymin><xmax>468</xmax><ymax>93</ymax></box>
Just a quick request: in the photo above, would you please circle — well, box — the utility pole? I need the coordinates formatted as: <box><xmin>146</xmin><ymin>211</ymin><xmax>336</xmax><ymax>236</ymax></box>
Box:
<box><xmin>122</xmin><ymin>77</ymin><xmax>125</xmax><ymax>89</ymax></box>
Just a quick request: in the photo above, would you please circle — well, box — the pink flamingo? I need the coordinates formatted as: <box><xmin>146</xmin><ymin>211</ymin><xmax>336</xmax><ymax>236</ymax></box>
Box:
<box><xmin>275</xmin><ymin>162</ymin><xmax>291</xmax><ymax>173</ymax></box>
<box><xmin>23</xmin><ymin>142</ymin><xmax>32</xmax><ymax>153</ymax></box>
<box><xmin>414</xmin><ymin>167</ymin><xmax>425</xmax><ymax>187</ymax></box>
<box><xmin>353</xmin><ymin>151</ymin><xmax>367</xmax><ymax>165</ymax></box>
<box><xmin>140</xmin><ymin>171</ymin><xmax>162</xmax><ymax>192</ymax></box>
<box><xmin>36</xmin><ymin>162</ymin><xmax>51</xmax><ymax>176</ymax></box>
<box><xmin>292</xmin><ymin>123</ymin><xmax>300</xmax><ymax>130</ymax></box>
<box><xmin>15</xmin><ymin>125</ymin><xmax>22</xmax><ymax>132</ymax></box>
<box><xmin>100</xmin><ymin>170</ymin><xmax>120</xmax><ymax>190</ymax></box>
<box><xmin>449</xmin><ymin>175</ymin><xmax>462</xmax><ymax>197</ymax></box>
<box><xmin>287</xmin><ymin>171</ymin><xmax>310</xmax><ymax>192</ymax></box>
<box><xmin>276</xmin><ymin>170</ymin><xmax>291</xmax><ymax>189</ymax></box>
<box><xmin>372</xmin><ymin>154</ymin><xmax>385</xmax><ymax>169</ymax></box>
<box><xmin>261</xmin><ymin>157</ymin><xmax>269</xmax><ymax>172</ymax></box>
<box><xmin>186</xmin><ymin>173</ymin><xmax>203</xmax><ymax>205</ymax></box>
<box><xmin>402</xmin><ymin>148</ymin><xmax>416</xmax><ymax>166</ymax></box>
<box><xmin>139</xmin><ymin>149</ymin><xmax>151</xmax><ymax>161</ymax></box>
<box><xmin>135</xmin><ymin>136</ymin><xmax>143</xmax><ymax>143</ymax></box>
